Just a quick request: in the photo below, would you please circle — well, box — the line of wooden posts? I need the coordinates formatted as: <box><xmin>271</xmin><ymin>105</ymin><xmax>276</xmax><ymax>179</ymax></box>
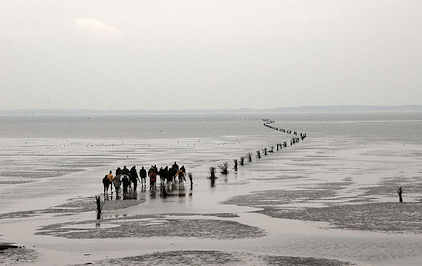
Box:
<box><xmin>209</xmin><ymin>122</ymin><xmax>308</xmax><ymax>186</ymax></box>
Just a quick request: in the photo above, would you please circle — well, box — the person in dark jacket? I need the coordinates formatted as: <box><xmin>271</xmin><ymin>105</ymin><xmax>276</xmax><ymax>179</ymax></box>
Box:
<box><xmin>130</xmin><ymin>166</ymin><xmax>140</xmax><ymax>192</ymax></box>
<box><xmin>122</xmin><ymin>174</ymin><xmax>130</xmax><ymax>195</ymax></box>
<box><xmin>123</xmin><ymin>166</ymin><xmax>130</xmax><ymax>174</ymax></box>
<box><xmin>116</xmin><ymin>167</ymin><xmax>122</xmax><ymax>176</ymax></box>
<box><xmin>139</xmin><ymin>166</ymin><xmax>147</xmax><ymax>187</ymax></box>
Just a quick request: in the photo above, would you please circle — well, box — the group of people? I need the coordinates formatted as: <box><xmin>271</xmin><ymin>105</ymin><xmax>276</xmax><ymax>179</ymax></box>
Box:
<box><xmin>102</xmin><ymin>162</ymin><xmax>192</xmax><ymax>198</ymax></box>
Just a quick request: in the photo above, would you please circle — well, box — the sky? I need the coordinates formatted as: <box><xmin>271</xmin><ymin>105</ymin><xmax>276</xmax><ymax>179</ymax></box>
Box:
<box><xmin>1</xmin><ymin>1</ymin><xmax>421</xmax><ymax>110</ymax></box>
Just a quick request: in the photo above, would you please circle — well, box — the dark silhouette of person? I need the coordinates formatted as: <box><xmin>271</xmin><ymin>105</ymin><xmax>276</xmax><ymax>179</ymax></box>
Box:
<box><xmin>172</xmin><ymin>161</ymin><xmax>179</xmax><ymax>171</ymax></box>
<box><xmin>122</xmin><ymin>166</ymin><xmax>130</xmax><ymax>175</ymax></box>
<box><xmin>169</xmin><ymin>166</ymin><xmax>177</xmax><ymax>183</ymax></box>
<box><xmin>148</xmin><ymin>166</ymin><xmax>157</xmax><ymax>190</ymax></box>
<box><xmin>116</xmin><ymin>167</ymin><xmax>122</xmax><ymax>176</ymax></box>
<box><xmin>397</xmin><ymin>186</ymin><xmax>404</xmax><ymax>203</ymax></box>
<box><xmin>102</xmin><ymin>174</ymin><xmax>110</xmax><ymax>195</ymax></box>
<box><xmin>164</xmin><ymin>166</ymin><xmax>170</xmax><ymax>184</ymax></box>
<box><xmin>158</xmin><ymin>167</ymin><xmax>165</xmax><ymax>185</ymax></box>
<box><xmin>139</xmin><ymin>166</ymin><xmax>147</xmax><ymax>186</ymax></box>
<box><xmin>130</xmin><ymin>166</ymin><xmax>140</xmax><ymax>192</ymax></box>
<box><xmin>95</xmin><ymin>196</ymin><xmax>102</xmax><ymax>220</ymax></box>
<box><xmin>122</xmin><ymin>175</ymin><xmax>130</xmax><ymax>195</ymax></box>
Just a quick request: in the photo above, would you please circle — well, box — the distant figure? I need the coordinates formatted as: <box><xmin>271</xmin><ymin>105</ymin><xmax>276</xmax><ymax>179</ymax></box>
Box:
<box><xmin>116</xmin><ymin>167</ymin><xmax>122</xmax><ymax>176</ymax></box>
<box><xmin>172</xmin><ymin>161</ymin><xmax>179</xmax><ymax>172</ymax></box>
<box><xmin>113</xmin><ymin>175</ymin><xmax>121</xmax><ymax>199</ymax></box>
<box><xmin>233</xmin><ymin>159</ymin><xmax>238</xmax><ymax>171</ymax></box>
<box><xmin>397</xmin><ymin>186</ymin><xmax>404</xmax><ymax>203</ymax></box>
<box><xmin>148</xmin><ymin>166</ymin><xmax>157</xmax><ymax>190</ymax></box>
<box><xmin>106</xmin><ymin>170</ymin><xmax>114</xmax><ymax>193</ymax></box>
<box><xmin>158</xmin><ymin>167</ymin><xmax>165</xmax><ymax>185</ymax></box>
<box><xmin>169</xmin><ymin>166</ymin><xmax>177</xmax><ymax>183</ymax></box>
<box><xmin>102</xmin><ymin>172</ymin><xmax>112</xmax><ymax>195</ymax></box>
<box><xmin>122</xmin><ymin>175</ymin><xmax>130</xmax><ymax>195</ymax></box>
<box><xmin>178</xmin><ymin>166</ymin><xmax>186</xmax><ymax>183</ymax></box>
<box><xmin>130</xmin><ymin>166</ymin><xmax>140</xmax><ymax>192</ymax></box>
<box><xmin>139</xmin><ymin>166</ymin><xmax>147</xmax><ymax>187</ymax></box>
<box><xmin>122</xmin><ymin>166</ymin><xmax>130</xmax><ymax>179</ymax></box>
<box><xmin>164</xmin><ymin>166</ymin><xmax>172</xmax><ymax>184</ymax></box>
<box><xmin>95</xmin><ymin>195</ymin><xmax>102</xmax><ymax>220</ymax></box>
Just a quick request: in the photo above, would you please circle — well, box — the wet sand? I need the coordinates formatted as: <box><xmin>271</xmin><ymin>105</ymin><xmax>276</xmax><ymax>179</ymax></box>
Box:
<box><xmin>224</xmin><ymin>188</ymin><xmax>422</xmax><ymax>233</ymax></box>
<box><xmin>37</xmin><ymin>216</ymin><xmax>265</xmax><ymax>239</ymax></box>
<box><xmin>0</xmin><ymin>243</ymin><xmax>37</xmax><ymax>265</ymax></box>
<box><xmin>72</xmin><ymin>250</ymin><xmax>352</xmax><ymax>266</ymax></box>
<box><xmin>1</xmin><ymin>115</ymin><xmax>422</xmax><ymax>265</ymax></box>
<box><xmin>0</xmin><ymin>196</ymin><xmax>145</xmax><ymax>220</ymax></box>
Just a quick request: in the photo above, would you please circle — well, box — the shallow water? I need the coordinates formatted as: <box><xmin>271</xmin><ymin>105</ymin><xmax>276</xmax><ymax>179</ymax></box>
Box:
<box><xmin>1</xmin><ymin>112</ymin><xmax>422</xmax><ymax>265</ymax></box>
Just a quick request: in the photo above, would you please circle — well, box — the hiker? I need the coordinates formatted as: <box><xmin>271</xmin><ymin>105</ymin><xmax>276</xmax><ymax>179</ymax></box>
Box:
<box><xmin>158</xmin><ymin>167</ymin><xmax>165</xmax><ymax>185</ymax></box>
<box><xmin>130</xmin><ymin>166</ymin><xmax>140</xmax><ymax>192</ymax></box>
<box><xmin>169</xmin><ymin>166</ymin><xmax>177</xmax><ymax>183</ymax></box>
<box><xmin>178</xmin><ymin>166</ymin><xmax>186</xmax><ymax>183</ymax></box>
<box><xmin>148</xmin><ymin>166</ymin><xmax>157</xmax><ymax>190</ymax></box>
<box><xmin>122</xmin><ymin>166</ymin><xmax>130</xmax><ymax>176</ymax></box>
<box><xmin>164</xmin><ymin>166</ymin><xmax>171</xmax><ymax>184</ymax></box>
<box><xmin>106</xmin><ymin>170</ymin><xmax>114</xmax><ymax>193</ymax></box>
<box><xmin>96</xmin><ymin>196</ymin><xmax>102</xmax><ymax>220</ymax></box>
<box><xmin>102</xmin><ymin>174</ymin><xmax>111</xmax><ymax>195</ymax></box>
<box><xmin>122</xmin><ymin>174</ymin><xmax>130</xmax><ymax>195</ymax></box>
<box><xmin>113</xmin><ymin>175</ymin><xmax>121</xmax><ymax>198</ymax></box>
<box><xmin>116</xmin><ymin>167</ymin><xmax>122</xmax><ymax>176</ymax></box>
<box><xmin>139</xmin><ymin>166</ymin><xmax>147</xmax><ymax>186</ymax></box>
<box><xmin>172</xmin><ymin>161</ymin><xmax>179</xmax><ymax>172</ymax></box>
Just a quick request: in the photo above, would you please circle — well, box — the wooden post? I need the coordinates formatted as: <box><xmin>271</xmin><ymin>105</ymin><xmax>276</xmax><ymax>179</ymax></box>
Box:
<box><xmin>188</xmin><ymin>173</ymin><xmax>193</xmax><ymax>190</ymax></box>
<box><xmin>220</xmin><ymin>162</ymin><xmax>228</xmax><ymax>175</ymax></box>
<box><xmin>210</xmin><ymin>167</ymin><xmax>216</xmax><ymax>187</ymax></box>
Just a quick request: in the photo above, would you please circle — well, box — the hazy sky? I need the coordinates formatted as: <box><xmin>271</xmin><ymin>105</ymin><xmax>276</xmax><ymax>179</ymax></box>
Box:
<box><xmin>1</xmin><ymin>1</ymin><xmax>421</xmax><ymax>110</ymax></box>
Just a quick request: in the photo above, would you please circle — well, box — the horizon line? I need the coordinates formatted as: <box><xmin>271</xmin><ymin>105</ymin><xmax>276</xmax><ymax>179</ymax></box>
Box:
<box><xmin>1</xmin><ymin>104</ymin><xmax>422</xmax><ymax>114</ymax></box>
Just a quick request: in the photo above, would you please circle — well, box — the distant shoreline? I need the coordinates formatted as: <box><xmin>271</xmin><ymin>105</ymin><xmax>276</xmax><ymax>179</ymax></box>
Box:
<box><xmin>1</xmin><ymin>105</ymin><xmax>422</xmax><ymax>116</ymax></box>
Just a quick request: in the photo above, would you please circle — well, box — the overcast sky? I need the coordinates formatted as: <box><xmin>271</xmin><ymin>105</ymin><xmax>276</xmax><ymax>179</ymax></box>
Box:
<box><xmin>1</xmin><ymin>1</ymin><xmax>421</xmax><ymax>110</ymax></box>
